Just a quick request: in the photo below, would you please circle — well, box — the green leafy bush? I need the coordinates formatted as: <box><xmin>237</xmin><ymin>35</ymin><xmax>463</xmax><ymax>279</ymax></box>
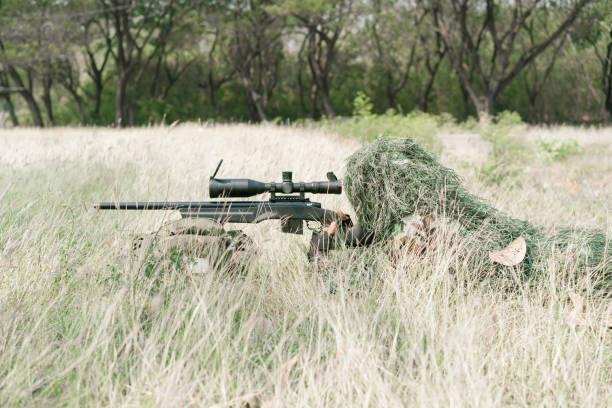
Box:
<box><xmin>318</xmin><ymin>92</ymin><xmax>444</xmax><ymax>153</ymax></box>
<box><xmin>538</xmin><ymin>138</ymin><xmax>582</xmax><ymax>161</ymax></box>
<box><xmin>477</xmin><ymin>111</ymin><xmax>531</xmax><ymax>185</ymax></box>
<box><xmin>352</xmin><ymin>91</ymin><xmax>375</xmax><ymax>117</ymax></box>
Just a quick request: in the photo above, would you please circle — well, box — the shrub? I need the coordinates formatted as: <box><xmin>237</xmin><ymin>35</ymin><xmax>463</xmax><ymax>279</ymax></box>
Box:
<box><xmin>476</xmin><ymin>111</ymin><xmax>532</xmax><ymax>185</ymax></box>
<box><xmin>538</xmin><ymin>138</ymin><xmax>582</xmax><ymax>161</ymax></box>
<box><xmin>318</xmin><ymin>92</ymin><xmax>445</xmax><ymax>153</ymax></box>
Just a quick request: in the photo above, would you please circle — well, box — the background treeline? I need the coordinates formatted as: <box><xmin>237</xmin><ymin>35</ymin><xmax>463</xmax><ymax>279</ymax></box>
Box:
<box><xmin>0</xmin><ymin>0</ymin><xmax>610</xmax><ymax>127</ymax></box>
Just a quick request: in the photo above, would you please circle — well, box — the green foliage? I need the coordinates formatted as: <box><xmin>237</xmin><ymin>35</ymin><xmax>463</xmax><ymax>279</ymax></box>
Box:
<box><xmin>491</xmin><ymin>110</ymin><xmax>525</xmax><ymax>127</ymax></box>
<box><xmin>538</xmin><ymin>138</ymin><xmax>582</xmax><ymax>161</ymax></box>
<box><xmin>322</xmin><ymin>96</ymin><xmax>445</xmax><ymax>153</ymax></box>
<box><xmin>352</xmin><ymin>91</ymin><xmax>374</xmax><ymax>117</ymax></box>
<box><xmin>476</xmin><ymin>111</ymin><xmax>532</xmax><ymax>185</ymax></box>
<box><xmin>2</xmin><ymin>0</ymin><xmax>610</xmax><ymax>126</ymax></box>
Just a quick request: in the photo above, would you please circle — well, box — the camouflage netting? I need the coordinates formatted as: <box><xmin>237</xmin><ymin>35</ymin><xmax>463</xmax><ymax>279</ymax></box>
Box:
<box><xmin>132</xmin><ymin>218</ymin><xmax>256</xmax><ymax>276</ymax></box>
<box><xmin>344</xmin><ymin>138</ymin><xmax>610</xmax><ymax>286</ymax></box>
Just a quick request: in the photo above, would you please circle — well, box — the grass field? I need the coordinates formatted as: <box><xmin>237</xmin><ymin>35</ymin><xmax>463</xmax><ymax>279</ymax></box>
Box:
<box><xmin>0</xmin><ymin>123</ymin><xmax>610</xmax><ymax>406</ymax></box>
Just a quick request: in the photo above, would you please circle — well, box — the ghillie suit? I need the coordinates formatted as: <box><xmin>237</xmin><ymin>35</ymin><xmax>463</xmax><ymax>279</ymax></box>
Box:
<box><xmin>344</xmin><ymin>138</ymin><xmax>610</xmax><ymax>289</ymax></box>
<box><xmin>132</xmin><ymin>218</ymin><xmax>256</xmax><ymax>276</ymax></box>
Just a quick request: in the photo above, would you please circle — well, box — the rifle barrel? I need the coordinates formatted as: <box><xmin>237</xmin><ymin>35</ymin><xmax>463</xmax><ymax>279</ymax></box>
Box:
<box><xmin>95</xmin><ymin>201</ymin><xmax>223</xmax><ymax>210</ymax></box>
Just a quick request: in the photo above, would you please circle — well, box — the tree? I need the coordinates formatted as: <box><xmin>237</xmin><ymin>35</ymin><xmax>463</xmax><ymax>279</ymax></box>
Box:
<box><xmin>0</xmin><ymin>0</ymin><xmax>608</xmax><ymax>126</ymax></box>
<box><xmin>56</xmin><ymin>56</ymin><xmax>87</xmax><ymax>124</ymax></box>
<box><xmin>280</xmin><ymin>0</ymin><xmax>354</xmax><ymax>119</ymax></box>
<box><xmin>195</xmin><ymin>24</ymin><xmax>234</xmax><ymax>114</ymax></box>
<box><xmin>0</xmin><ymin>48</ymin><xmax>45</xmax><ymax>126</ymax></box>
<box><xmin>0</xmin><ymin>1</ymin><xmax>45</xmax><ymax>126</ymax></box>
<box><xmin>96</xmin><ymin>0</ymin><xmax>193</xmax><ymax>126</ymax></box>
<box><xmin>431</xmin><ymin>0</ymin><xmax>591</xmax><ymax>122</ymax></box>
<box><xmin>224</xmin><ymin>0</ymin><xmax>284</xmax><ymax>121</ymax></box>
<box><xmin>0</xmin><ymin>68</ymin><xmax>19</xmax><ymax>126</ymax></box>
<box><xmin>79</xmin><ymin>13</ymin><xmax>113</xmax><ymax>123</ymax></box>
<box><xmin>367</xmin><ymin>0</ymin><xmax>425</xmax><ymax>109</ymax></box>
<box><xmin>520</xmin><ymin>12</ymin><xmax>567</xmax><ymax>122</ymax></box>
<box><xmin>575</xmin><ymin>0</ymin><xmax>612</xmax><ymax>118</ymax></box>
<box><xmin>418</xmin><ymin>4</ymin><xmax>447</xmax><ymax>112</ymax></box>
<box><xmin>0</xmin><ymin>0</ymin><xmax>89</xmax><ymax>126</ymax></box>
<box><xmin>365</xmin><ymin>0</ymin><xmax>447</xmax><ymax>112</ymax></box>
<box><xmin>145</xmin><ymin>3</ymin><xmax>198</xmax><ymax>102</ymax></box>
<box><xmin>605</xmin><ymin>30</ymin><xmax>612</xmax><ymax>116</ymax></box>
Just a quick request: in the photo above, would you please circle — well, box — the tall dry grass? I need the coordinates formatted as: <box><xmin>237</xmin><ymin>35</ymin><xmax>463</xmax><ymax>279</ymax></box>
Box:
<box><xmin>0</xmin><ymin>124</ymin><xmax>610</xmax><ymax>406</ymax></box>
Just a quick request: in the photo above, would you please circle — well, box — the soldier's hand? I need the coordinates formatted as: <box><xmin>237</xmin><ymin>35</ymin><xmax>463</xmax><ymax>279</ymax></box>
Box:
<box><xmin>322</xmin><ymin>210</ymin><xmax>350</xmax><ymax>235</ymax></box>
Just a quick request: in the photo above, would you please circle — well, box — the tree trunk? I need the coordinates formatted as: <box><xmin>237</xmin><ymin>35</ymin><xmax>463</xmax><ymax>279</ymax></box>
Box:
<box><xmin>68</xmin><ymin>89</ymin><xmax>86</xmax><ymax>125</ymax></box>
<box><xmin>320</xmin><ymin>92</ymin><xmax>335</xmax><ymax>119</ymax></box>
<box><xmin>474</xmin><ymin>94</ymin><xmax>494</xmax><ymax>124</ymax></box>
<box><xmin>319</xmin><ymin>87</ymin><xmax>335</xmax><ymax>119</ymax></box>
<box><xmin>420</xmin><ymin>77</ymin><xmax>434</xmax><ymax>112</ymax></box>
<box><xmin>0</xmin><ymin>74</ymin><xmax>18</xmax><ymax>126</ymax></box>
<box><xmin>128</xmin><ymin>103</ymin><xmax>134</xmax><ymax>126</ymax></box>
<box><xmin>249</xmin><ymin>90</ymin><xmax>268</xmax><ymax>122</ymax></box>
<box><xmin>208</xmin><ymin>74</ymin><xmax>218</xmax><ymax>112</ymax></box>
<box><xmin>458</xmin><ymin>82</ymin><xmax>471</xmax><ymax>120</ymax></box>
<box><xmin>420</xmin><ymin>57</ymin><xmax>443</xmax><ymax>112</ymax></box>
<box><xmin>7</xmin><ymin>67</ymin><xmax>43</xmax><ymax>127</ymax></box>
<box><xmin>605</xmin><ymin>31</ymin><xmax>612</xmax><ymax>118</ymax></box>
<box><xmin>297</xmin><ymin>40</ymin><xmax>310</xmax><ymax>117</ymax></box>
<box><xmin>386</xmin><ymin>73</ymin><xmax>396</xmax><ymax>109</ymax></box>
<box><xmin>606</xmin><ymin>75</ymin><xmax>612</xmax><ymax>119</ymax></box>
<box><xmin>75</xmin><ymin>97</ymin><xmax>86</xmax><ymax>125</ymax></box>
<box><xmin>150</xmin><ymin>55</ymin><xmax>163</xmax><ymax>97</ymax></box>
<box><xmin>20</xmin><ymin>90</ymin><xmax>44</xmax><ymax>127</ymax></box>
<box><xmin>309</xmin><ymin>83</ymin><xmax>318</xmax><ymax>119</ymax></box>
<box><xmin>115</xmin><ymin>73</ymin><xmax>130</xmax><ymax>127</ymax></box>
<box><xmin>85</xmin><ymin>49</ymin><xmax>108</xmax><ymax>123</ymax></box>
<box><xmin>527</xmin><ymin>92</ymin><xmax>538</xmax><ymax>123</ymax></box>
<box><xmin>42</xmin><ymin>75</ymin><xmax>54</xmax><ymax>126</ymax></box>
<box><xmin>306</xmin><ymin>29</ymin><xmax>336</xmax><ymax>119</ymax></box>
<box><xmin>1</xmin><ymin>95</ymin><xmax>19</xmax><ymax>126</ymax></box>
<box><xmin>91</xmin><ymin>78</ymin><xmax>103</xmax><ymax>123</ymax></box>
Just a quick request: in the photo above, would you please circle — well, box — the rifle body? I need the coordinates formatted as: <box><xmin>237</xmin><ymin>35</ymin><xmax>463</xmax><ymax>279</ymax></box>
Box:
<box><xmin>95</xmin><ymin>199</ymin><xmax>340</xmax><ymax>234</ymax></box>
<box><xmin>95</xmin><ymin>162</ymin><xmax>353</xmax><ymax>259</ymax></box>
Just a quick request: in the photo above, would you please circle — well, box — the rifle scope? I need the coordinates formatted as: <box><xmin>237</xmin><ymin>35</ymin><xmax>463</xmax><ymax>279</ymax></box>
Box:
<box><xmin>209</xmin><ymin>171</ymin><xmax>342</xmax><ymax>198</ymax></box>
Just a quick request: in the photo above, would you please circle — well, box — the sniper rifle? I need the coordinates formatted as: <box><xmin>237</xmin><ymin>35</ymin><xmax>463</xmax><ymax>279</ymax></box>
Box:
<box><xmin>95</xmin><ymin>160</ymin><xmax>361</xmax><ymax>259</ymax></box>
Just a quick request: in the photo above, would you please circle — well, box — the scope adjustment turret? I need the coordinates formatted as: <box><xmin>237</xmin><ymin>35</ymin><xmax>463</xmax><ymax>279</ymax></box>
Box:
<box><xmin>282</xmin><ymin>171</ymin><xmax>293</xmax><ymax>194</ymax></box>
